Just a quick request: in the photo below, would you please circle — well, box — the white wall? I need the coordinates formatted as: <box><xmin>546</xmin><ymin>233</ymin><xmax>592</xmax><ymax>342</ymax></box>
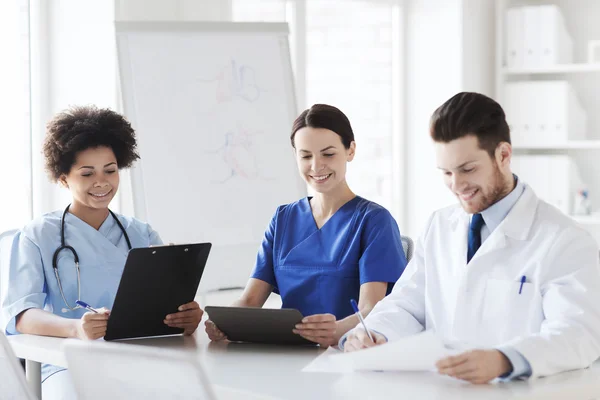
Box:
<box><xmin>461</xmin><ymin>0</ymin><xmax>495</xmax><ymax>95</ymax></box>
<box><xmin>403</xmin><ymin>0</ymin><xmax>495</xmax><ymax>237</ymax></box>
<box><xmin>31</xmin><ymin>0</ymin><xmax>118</xmax><ymax>216</ymax></box>
<box><xmin>30</xmin><ymin>0</ymin><xmax>233</xmax><ymax>217</ymax></box>
<box><xmin>404</xmin><ymin>0</ymin><xmax>463</xmax><ymax>237</ymax></box>
<box><xmin>115</xmin><ymin>0</ymin><xmax>230</xmax><ymax>21</ymax></box>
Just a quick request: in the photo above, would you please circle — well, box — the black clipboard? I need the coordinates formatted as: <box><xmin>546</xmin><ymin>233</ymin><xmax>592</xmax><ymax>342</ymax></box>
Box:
<box><xmin>105</xmin><ymin>243</ymin><xmax>211</xmax><ymax>341</ymax></box>
<box><xmin>205</xmin><ymin>306</ymin><xmax>316</xmax><ymax>346</ymax></box>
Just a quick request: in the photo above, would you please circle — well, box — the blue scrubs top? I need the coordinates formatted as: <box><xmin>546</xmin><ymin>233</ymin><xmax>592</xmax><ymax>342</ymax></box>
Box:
<box><xmin>251</xmin><ymin>196</ymin><xmax>407</xmax><ymax>319</ymax></box>
<box><xmin>1</xmin><ymin>210</ymin><xmax>162</xmax><ymax>381</ymax></box>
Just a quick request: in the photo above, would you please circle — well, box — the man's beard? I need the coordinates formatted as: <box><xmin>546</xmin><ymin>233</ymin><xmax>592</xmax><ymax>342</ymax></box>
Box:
<box><xmin>463</xmin><ymin>164</ymin><xmax>511</xmax><ymax>213</ymax></box>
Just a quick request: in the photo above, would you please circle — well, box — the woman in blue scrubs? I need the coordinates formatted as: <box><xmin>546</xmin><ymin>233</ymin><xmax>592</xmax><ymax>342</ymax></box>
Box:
<box><xmin>1</xmin><ymin>106</ymin><xmax>203</xmax><ymax>399</ymax></box>
<box><xmin>205</xmin><ymin>104</ymin><xmax>408</xmax><ymax>346</ymax></box>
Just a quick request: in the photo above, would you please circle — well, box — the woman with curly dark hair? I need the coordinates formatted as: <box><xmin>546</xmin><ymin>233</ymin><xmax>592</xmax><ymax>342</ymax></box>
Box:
<box><xmin>1</xmin><ymin>106</ymin><xmax>203</xmax><ymax>399</ymax></box>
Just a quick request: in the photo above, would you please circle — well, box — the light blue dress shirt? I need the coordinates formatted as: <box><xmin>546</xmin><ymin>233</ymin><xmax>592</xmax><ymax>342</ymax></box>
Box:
<box><xmin>339</xmin><ymin>175</ymin><xmax>532</xmax><ymax>379</ymax></box>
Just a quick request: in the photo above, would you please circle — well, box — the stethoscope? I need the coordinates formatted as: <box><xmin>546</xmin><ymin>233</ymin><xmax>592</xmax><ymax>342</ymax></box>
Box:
<box><xmin>52</xmin><ymin>204</ymin><xmax>132</xmax><ymax>312</ymax></box>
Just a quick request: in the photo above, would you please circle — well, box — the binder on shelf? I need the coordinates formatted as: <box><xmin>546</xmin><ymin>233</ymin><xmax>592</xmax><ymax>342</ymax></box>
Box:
<box><xmin>512</xmin><ymin>155</ymin><xmax>581</xmax><ymax>215</ymax></box>
<box><xmin>504</xmin><ymin>83</ymin><xmax>524</xmax><ymax>144</ymax></box>
<box><xmin>522</xmin><ymin>6</ymin><xmax>541</xmax><ymax>67</ymax></box>
<box><xmin>549</xmin><ymin>155</ymin><xmax>572</xmax><ymax>214</ymax></box>
<box><xmin>505</xmin><ymin>7</ymin><xmax>524</xmax><ymax>68</ymax></box>
<box><xmin>538</xmin><ymin>5</ymin><xmax>573</xmax><ymax>66</ymax></box>
<box><xmin>542</xmin><ymin>81</ymin><xmax>587</xmax><ymax>144</ymax></box>
<box><xmin>505</xmin><ymin>5</ymin><xmax>573</xmax><ymax>68</ymax></box>
<box><xmin>526</xmin><ymin>81</ymin><xmax>544</xmax><ymax>144</ymax></box>
<box><xmin>504</xmin><ymin>81</ymin><xmax>587</xmax><ymax>146</ymax></box>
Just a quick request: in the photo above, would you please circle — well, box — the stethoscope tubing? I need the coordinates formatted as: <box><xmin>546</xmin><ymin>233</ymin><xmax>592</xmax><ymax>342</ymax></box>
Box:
<box><xmin>52</xmin><ymin>204</ymin><xmax>132</xmax><ymax>311</ymax></box>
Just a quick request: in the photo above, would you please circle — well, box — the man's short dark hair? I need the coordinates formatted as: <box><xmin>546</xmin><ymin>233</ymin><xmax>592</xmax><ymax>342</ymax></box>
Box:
<box><xmin>430</xmin><ymin>92</ymin><xmax>511</xmax><ymax>157</ymax></box>
<box><xmin>43</xmin><ymin>105</ymin><xmax>140</xmax><ymax>182</ymax></box>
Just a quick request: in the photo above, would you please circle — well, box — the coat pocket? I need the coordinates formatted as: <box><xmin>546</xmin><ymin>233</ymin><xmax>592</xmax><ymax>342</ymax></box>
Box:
<box><xmin>480</xmin><ymin>278</ymin><xmax>544</xmax><ymax>345</ymax></box>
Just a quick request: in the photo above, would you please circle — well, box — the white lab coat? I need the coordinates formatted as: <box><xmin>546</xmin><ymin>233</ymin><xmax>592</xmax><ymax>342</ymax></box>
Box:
<box><xmin>366</xmin><ymin>184</ymin><xmax>600</xmax><ymax>378</ymax></box>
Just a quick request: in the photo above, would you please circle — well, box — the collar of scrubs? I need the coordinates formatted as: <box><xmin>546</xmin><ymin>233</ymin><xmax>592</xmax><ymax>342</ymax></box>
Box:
<box><xmin>66</xmin><ymin>210</ymin><xmax>117</xmax><ymax>234</ymax></box>
<box><xmin>477</xmin><ymin>174</ymin><xmax>525</xmax><ymax>238</ymax></box>
<box><xmin>65</xmin><ymin>210</ymin><xmax>130</xmax><ymax>258</ymax></box>
<box><xmin>303</xmin><ymin>195</ymin><xmax>362</xmax><ymax>230</ymax></box>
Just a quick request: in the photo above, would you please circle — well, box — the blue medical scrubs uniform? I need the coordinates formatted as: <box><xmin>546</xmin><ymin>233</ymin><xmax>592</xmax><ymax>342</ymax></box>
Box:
<box><xmin>1</xmin><ymin>210</ymin><xmax>162</xmax><ymax>382</ymax></box>
<box><xmin>251</xmin><ymin>196</ymin><xmax>407</xmax><ymax>319</ymax></box>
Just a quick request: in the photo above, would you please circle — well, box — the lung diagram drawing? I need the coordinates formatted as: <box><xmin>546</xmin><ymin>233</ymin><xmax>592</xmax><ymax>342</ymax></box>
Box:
<box><xmin>198</xmin><ymin>58</ymin><xmax>279</xmax><ymax>185</ymax></box>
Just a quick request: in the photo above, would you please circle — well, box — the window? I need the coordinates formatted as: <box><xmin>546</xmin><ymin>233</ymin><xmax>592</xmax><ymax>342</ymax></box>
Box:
<box><xmin>0</xmin><ymin>0</ymin><xmax>31</xmax><ymax>233</ymax></box>
<box><xmin>232</xmin><ymin>0</ymin><xmax>404</xmax><ymax>220</ymax></box>
<box><xmin>304</xmin><ymin>1</ymin><xmax>401</xmax><ymax>212</ymax></box>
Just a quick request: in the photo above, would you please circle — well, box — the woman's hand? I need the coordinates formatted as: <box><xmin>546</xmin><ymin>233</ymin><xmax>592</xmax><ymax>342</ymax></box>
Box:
<box><xmin>76</xmin><ymin>308</ymin><xmax>110</xmax><ymax>340</ymax></box>
<box><xmin>164</xmin><ymin>301</ymin><xmax>204</xmax><ymax>335</ymax></box>
<box><xmin>204</xmin><ymin>320</ymin><xmax>228</xmax><ymax>341</ymax></box>
<box><xmin>293</xmin><ymin>313</ymin><xmax>338</xmax><ymax>347</ymax></box>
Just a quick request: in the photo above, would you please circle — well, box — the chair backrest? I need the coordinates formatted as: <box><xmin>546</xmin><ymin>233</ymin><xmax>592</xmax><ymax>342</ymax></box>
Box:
<box><xmin>0</xmin><ymin>332</ymin><xmax>37</xmax><ymax>400</ymax></box>
<box><xmin>400</xmin><ymin>235</ymin><xmax>414</xmax><ymax>263</ymax></box>
<box><xmin>64</xmin><ymin>340</ymin><xmax>217</xmax><ymax>400</ymax></box>
<box><xmin>0</xmin><ymin>230</ymin><xmax>18</xmax><ymax>314</ymax></box>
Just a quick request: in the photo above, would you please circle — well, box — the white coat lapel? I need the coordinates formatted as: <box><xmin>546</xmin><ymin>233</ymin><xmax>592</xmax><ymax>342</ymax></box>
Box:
<box><xmin>494</xmin><ymin>184</ymin><xmax>538</xmax><ymax>241</ymax></box>
<box><xmin>468</xmin><ymin>229</ymin><xmax>507</xmax><ymax>266</ymax></box>
<box><xmin>467</xmin><ymin>185</ymin><xmax>538</xmax><ymax>266</ymax></box>
<box><xmin>448</xmin><ymin>207</ymin><xmax>469</xmax><ymax>270</ymax></box>
<box><xmin>446</xmin><ymin>207</ymin><xmax>473</xmax><ymax>340</ymax></box>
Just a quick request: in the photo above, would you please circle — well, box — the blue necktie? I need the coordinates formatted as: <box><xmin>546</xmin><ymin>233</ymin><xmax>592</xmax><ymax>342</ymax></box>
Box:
<box><xmin>467</xmin><ymin>213</ymin><xmax>485</xmax><ymax>263</ymax></box>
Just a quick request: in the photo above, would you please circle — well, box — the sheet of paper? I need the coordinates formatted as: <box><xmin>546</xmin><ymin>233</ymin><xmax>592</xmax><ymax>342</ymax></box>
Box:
<box><xmin>330</xmin><ymin>330</ymin><xmax>454</xmax><ymax>372</ymax></box>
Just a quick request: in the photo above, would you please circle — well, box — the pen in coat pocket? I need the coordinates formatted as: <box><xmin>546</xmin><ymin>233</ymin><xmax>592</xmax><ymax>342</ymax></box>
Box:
<box><xmin>518</xmin><ymin>276</ymin><xmax>526</xmax><ymax>295</ymax></box>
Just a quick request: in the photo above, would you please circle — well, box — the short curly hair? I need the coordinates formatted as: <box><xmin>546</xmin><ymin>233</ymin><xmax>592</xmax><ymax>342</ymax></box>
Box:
<box><xmin>43</xmin><ymin>105</ymin><xmax>140</xmax><ymax>182</ymax></box>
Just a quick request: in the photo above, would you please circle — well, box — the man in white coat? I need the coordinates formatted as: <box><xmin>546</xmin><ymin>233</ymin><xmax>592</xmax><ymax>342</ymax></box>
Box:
<box><xmin>342</xmin><ymin>92</ymin><xmax>600</xmax><ymax>383</ymax></box>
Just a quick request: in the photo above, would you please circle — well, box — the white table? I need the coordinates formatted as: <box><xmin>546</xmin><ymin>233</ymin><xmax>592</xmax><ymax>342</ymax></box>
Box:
<box><xmin>8</xmin><ymin>332</ymin><xmax>600</xmax><ymax>400</ymax></box>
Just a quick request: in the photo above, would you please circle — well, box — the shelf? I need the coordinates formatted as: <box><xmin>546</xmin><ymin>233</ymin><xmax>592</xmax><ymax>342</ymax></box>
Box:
<box><xmin>572</xmin><ymin>215</ymin><xmax>600</xmax><ymax>225</ymax></box>
<box><xmin>503</xmin><ymin>63</ymin><xmax>600</xmax><ymax>75</ymax></box>
<box><xmin>512</xmin><ymin>141</ymin><xmax>600</xmax><ymax>150</ymax></box>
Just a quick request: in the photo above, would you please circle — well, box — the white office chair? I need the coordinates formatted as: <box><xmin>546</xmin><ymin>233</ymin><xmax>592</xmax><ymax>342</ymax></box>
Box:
<box><xmin>0</xmin><ymin>332</ymin><xmax>37</xmax><ymax>400</ymax></box>
<box><xmin>64</xmin><ymin>340</ymin><xmax>274</xmax><ymax>400</ymax></box>
<box><xmin>0</xmin><ymin>230</ymin><xmax>18</xmax><ymax>327</ymax></box>
<box><xmin>401</xmin><ymin>235</ymin><xmax>414</xmax><ymax>262</ymax></box>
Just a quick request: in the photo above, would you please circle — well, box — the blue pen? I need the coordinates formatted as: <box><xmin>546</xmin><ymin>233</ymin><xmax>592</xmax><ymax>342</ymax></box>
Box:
<box><xmin>75</xmin><ymin>300</ymin><xmax>99</xmax><ymax>314</ymax></box>
<box><xmin>518</xmin><ymin>276</ymin><xmax>526</xmax><ymax>295</ymax></box>
<box><xmin>350</xmin><ymin>299</ymin><xmax>374</xmax><ymax>342</ymax></box>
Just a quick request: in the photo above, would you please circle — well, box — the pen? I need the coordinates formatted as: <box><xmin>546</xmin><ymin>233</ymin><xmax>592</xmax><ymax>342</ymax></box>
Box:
<box><xmin>350</xmin><ymin>299</ymin><xmax>374</xmax><ymax>342</ymax></box>
<box><xmin>518</xmin><ymin>276</ymin><xmax>526</xmax><ymax>295</ymax></box>
<box><xmin>75</xmin><ymin>300</ymin><xmax>99</xmax><ymax>314</ymax></box>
